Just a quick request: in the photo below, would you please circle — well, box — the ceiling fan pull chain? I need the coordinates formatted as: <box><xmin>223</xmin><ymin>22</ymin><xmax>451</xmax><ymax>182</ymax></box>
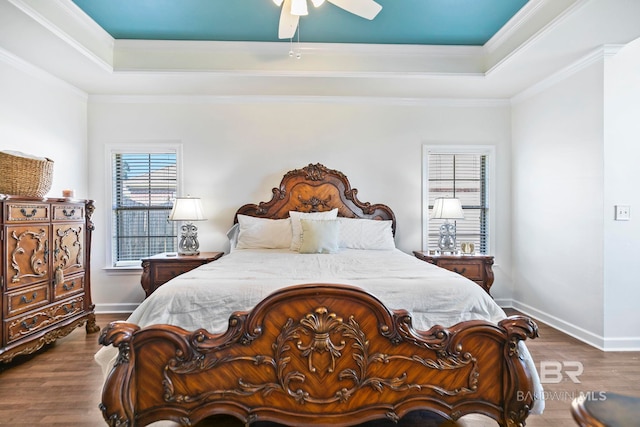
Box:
<box><xmin>289</xmin><ymin>24</ymin><xmax>302</xmax><ymax>59</ymax></box>
<box><xmin>296</xmin><ymin>24</ymin><xmax>302</xmax><ymax>59</ymax></box>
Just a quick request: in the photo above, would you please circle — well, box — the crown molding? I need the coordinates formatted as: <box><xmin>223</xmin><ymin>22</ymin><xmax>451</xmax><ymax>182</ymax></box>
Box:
<box><xmin>113</xmin><ymin>39</ymin><xmax>482</xmax><ymax>56</ymax></box>
<box><xmin>88</xmin><ymin>94</ymin><xmax>509</xmax><ymax>108</ymax></box>
<box><xmin>7</xmin><ymin>0</ymin><xmax>114</xmax><ymax>71</ymax></box>
<box><xmin>484</xmin><ymin>0</ymin><xmax>547</xmax><ymax>54</ymax></box>
<box><xmin>510</xmin><ymin>45</ymin><xmax>624</xmax><ymax>104</ymax></box>
<box><xmin>486</xmin><ymin>0</ymin><xmax>590</xmax><ymax>76</ymax></box>
<box><xmin>0</xmin><ymin>47</ymin><xmax>88</xmax><ymax>99</ymax></box>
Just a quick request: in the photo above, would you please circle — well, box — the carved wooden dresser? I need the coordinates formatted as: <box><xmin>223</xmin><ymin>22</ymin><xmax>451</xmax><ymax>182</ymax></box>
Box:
<box><xmin>1</xmin><ymin>195</ymin><xmax>99</xmax><ymax>363</ymax></box>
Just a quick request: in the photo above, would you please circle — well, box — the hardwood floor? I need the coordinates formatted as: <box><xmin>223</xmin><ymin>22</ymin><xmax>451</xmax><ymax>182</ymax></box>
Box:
<box><xmin>458</xmin><ymin>308</ymin><xmax>640</xmax><ymax>427</ymax></box>
<box><xmin>0</xmin><ymin>314</ymin><xmax>123</xmax><ymax>427</ymax></box>
<box><xmin>0</xmin><ymin>312</ymin><xmax>638</xmax><ymax>426</ymax></box>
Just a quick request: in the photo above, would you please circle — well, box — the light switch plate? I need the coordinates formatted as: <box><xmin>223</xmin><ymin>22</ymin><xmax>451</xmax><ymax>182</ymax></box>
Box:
<box><xmin>615</xmin><ymin>205</ymin><xmax>631</xmax><ymax>221</ymax></box>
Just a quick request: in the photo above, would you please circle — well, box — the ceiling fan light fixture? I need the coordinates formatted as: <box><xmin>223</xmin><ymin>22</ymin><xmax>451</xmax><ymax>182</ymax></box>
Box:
<box><xmin>275</xmin><ymin>0</ymin><xmax>382</xmax><ymax>42</ymax></box>
<box><xmin>291</xmin><ymin>0</ymin><xmax>309</xmax><ymax>16</ymax></box>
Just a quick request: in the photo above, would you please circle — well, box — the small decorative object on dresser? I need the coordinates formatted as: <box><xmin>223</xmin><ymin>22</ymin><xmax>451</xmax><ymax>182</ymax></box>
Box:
<box><xmin>460</xmin><ymin>241</ymin><xmax>475</xmax><ymax>254</ymax></box>
<box><xmin>0</xmin><ymin>195</ymin><xmax>99</xmax><ymax>363</ymax></box>
<box><xmin>140</xmin><ymin>251</ymin><xmax>223</xmax><ymax>298</ymax></box>
<box><xmin>413</xmin><ymin>251</ymin><xmax>494</xmax><ymax>295</ymax></box>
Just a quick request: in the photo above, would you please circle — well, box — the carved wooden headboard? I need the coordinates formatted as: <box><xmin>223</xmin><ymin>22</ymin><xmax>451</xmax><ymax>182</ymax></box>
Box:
<box><xmin>234</xmin><ymin>163</ymin><xmax>396</xmax><ymax>234</ymax></box>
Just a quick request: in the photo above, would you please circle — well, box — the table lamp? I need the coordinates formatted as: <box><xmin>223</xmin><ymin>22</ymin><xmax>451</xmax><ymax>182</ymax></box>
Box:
<box><xmin>169</xmin><ymin>196</ymin><xmax>206</xmax><ymax>255</ymax></box>
<box><xmin>431</xmin><ymin>197</ymin><xmax>464</xmax><ymax>253</ymax></box>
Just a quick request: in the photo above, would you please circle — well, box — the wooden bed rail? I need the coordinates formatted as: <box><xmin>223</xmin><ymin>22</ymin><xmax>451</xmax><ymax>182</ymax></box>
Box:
<box><xmin>99</xmin><ymin>283</ymin><xmax>538</xmax><ymax>427</ymax></box>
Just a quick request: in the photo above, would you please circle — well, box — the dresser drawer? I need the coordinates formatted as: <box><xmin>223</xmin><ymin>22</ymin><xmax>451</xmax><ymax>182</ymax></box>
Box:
<box><xmin>5</xmin><ymin>296</ymin><xmax>84</xmax><ymax>344</ymax></box>
<box><xmin>5</xmin><ymin>203</ymin><xmax>50</xmax><ymax>222</ymax></box>
<box><xmin>436</xmin><ymin>261</ymin><xmax>484</xmax><ymax>281</ymax></box>
<box><xmin>53</xmin><ymin>274</ymin><xmax>84</xmax><ymax>300</ymax></box>
<box><xmin>6</xmin><ymin>283</ymin><xmax>50</xmax><ymax>317</ymax></box>
<box><xmin>52</xmin><ymin>204</ymin><xmax>85</xmax><ymax>222</ymax></box>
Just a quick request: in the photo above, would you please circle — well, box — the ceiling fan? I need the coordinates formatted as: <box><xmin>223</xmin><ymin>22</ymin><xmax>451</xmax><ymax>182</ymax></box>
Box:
<box><xmin>273</xmin><ymin>0</ymin><xmax>383</xmax><ymax>39</ymax></box>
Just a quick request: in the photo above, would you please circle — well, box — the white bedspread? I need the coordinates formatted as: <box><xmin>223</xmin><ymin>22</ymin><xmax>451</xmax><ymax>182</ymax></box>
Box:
<box><xmin>96</xmin><ymin>248</ymin><xmax>543</xmax><ymax>414</ymax></box>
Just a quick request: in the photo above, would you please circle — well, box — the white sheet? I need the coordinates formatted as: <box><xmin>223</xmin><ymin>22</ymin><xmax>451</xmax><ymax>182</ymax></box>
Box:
<box><xmin>96</xmin><ymin>248</ymin><xmax>543</xmax><ymax>414</ymax></box>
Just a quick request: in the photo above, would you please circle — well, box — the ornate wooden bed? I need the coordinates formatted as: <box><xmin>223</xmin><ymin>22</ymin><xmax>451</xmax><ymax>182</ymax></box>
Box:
<box><xmin>99</xmin><ymin>163</ymin><xmax>539</xmax><ymax>427</ymax></box>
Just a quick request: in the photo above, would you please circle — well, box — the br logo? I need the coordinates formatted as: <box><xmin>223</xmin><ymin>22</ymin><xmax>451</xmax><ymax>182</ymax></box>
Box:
<box><xmin>539</xmin><ymin>361</ymin><xmax>583</xmax><ymax>384</ymax></box>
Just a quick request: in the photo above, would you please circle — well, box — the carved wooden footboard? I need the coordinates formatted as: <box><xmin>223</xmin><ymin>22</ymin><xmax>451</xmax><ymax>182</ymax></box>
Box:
<box><xmin>99</xmin><ymin>283</ymin><xmax>538</xmax><ymax>427</ymax></box>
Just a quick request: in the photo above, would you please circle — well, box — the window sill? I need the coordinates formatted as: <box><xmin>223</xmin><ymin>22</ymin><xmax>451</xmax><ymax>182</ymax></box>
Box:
<box><xmin>103</xmin><ymin>266</ymin><xmax>143</xmax><ymax>274</ymax></box>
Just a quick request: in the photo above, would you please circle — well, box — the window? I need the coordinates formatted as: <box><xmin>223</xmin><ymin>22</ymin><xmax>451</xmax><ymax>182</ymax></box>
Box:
<box><xmin>423</xmin><ymin>146</ymin><xmax>492</xmax><ymax>254</ymax></box>
<box><xmin>110</xmin><ymin>146</ymin><xmax>180</xmax><ymax>267</ymax></box>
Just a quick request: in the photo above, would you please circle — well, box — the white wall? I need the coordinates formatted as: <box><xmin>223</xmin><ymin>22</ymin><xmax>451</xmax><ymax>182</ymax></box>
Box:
<box><xmin>0</xmin><ymin>55</ymin><xmax>88</xmax><ymax>198</ymax></box>
<box><xmin>87</xmin><ymin>97</ymin><xmax>513</xmax><ymax>311</ymax></box>
<box><xmin>602</xmin><ymin>39</ymin><xmax>640</xmax><ymax>349</ymax></box>
<box><xmin>512</xmin><ymin>40</ymin><xmax>640</xmax><ymax>350</ymax></box>
<box><xmin>512</xmin><ymin>60</ymin><xmax>606</xmax><ymax>345</ymax></box>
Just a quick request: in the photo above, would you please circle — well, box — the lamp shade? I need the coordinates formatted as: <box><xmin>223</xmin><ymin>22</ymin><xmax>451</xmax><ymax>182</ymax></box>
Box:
<box><xmin>169</xmin><ymin>197</ymin><xmax>205</xmax><ymax>221</ymax></box>
<box><xmin>431</xmin><ymin>197</ymin><xmax>464</xmax><ymax>220</ymax></box>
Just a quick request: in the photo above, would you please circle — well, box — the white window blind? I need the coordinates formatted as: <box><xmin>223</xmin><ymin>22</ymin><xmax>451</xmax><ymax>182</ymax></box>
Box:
<box><xmin>112</xmin><ymin>152</ymin><xmax>178</xmax><ymax>265</ymax></box>
<box><xmin>427</xmin><ymin>152</ymin><xmax>488</xmax><ymax>254</ymax></box>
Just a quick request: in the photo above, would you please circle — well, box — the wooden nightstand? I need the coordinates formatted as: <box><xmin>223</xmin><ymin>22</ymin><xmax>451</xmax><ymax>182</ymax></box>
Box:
<box><xmin>413</xmin><ymin>251</ymin><xmax>495</xmax><ymax>295</ymax></box>
<box><xmin>140</xmin><ymin>252</ymin><xmax>223</xmax><ymax>298</ymax></box>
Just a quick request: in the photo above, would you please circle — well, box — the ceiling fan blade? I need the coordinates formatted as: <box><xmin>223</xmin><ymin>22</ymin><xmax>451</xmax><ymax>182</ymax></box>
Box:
<box><xmin>327</xmin><ymin>0</ymin><xmax>382</xmax><ymax>20</ymax></box>
<box><xmin>278</xmin><ymin>0</ymin><xmax>300</xmax><ymax>39</ymax></box>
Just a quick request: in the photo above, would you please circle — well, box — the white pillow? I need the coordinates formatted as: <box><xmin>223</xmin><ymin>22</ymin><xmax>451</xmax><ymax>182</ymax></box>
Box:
<box><xmin>226</xmin><ymin>223</ymin><xmax>240</xmax><ymax>251</ymax></box>
<box><xmin>289</xmin><ymin>208</ymin><xmax>338</xmax><ymax>251</ymax></box>
<box><xmin>235</xmin><ymin>215</ymin><xmax>292</xmax><ymax>250</ymax></box>
<box><xmin>337</xmin><ymin>217</ymin><xmax>395</xmax><ymax>250</ymax></box>
<box><xmin>299</xmin><ymin>219</ymin><xmax>341</xmax><ymax>254</ymax></box>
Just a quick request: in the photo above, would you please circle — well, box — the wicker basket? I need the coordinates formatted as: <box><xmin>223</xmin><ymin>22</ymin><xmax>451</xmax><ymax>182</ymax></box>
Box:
<box><xmin>0</xmin><ymin>151</ymin><xmax>54</xmax><ymax>197</ymax></box>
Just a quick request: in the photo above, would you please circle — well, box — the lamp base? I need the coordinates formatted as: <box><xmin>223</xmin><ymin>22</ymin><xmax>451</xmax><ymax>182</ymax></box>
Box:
<box><xmin>177</xmin><ymin>250</ymin><xmax>200</xmax><ymax>256</ymax></box>
<box><xmin>178</xmin><ymin>222</ymin><xmax>200</xmax><ymax>256</ymax></box>
<box><xmin>437</xmin><ymin>221</ymin><xmax>458</xmax><ymax>253</ymax></box>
